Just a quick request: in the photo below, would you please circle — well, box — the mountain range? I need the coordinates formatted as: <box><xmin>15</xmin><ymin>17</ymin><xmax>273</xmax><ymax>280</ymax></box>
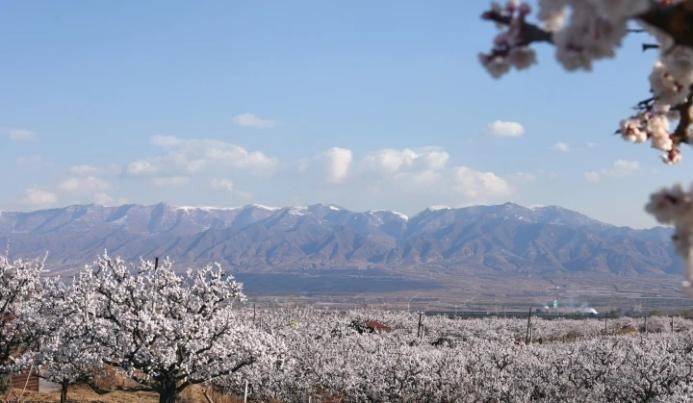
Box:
<box><xmin>0</xmin><ymin>202</ymin><xmax>681</xmax><ymax>277</ymax></box>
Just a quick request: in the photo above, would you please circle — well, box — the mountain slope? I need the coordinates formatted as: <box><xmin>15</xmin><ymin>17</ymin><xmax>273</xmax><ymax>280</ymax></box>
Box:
<box><xmin>0</xmin><ymin>202</ymin><xmax>680</xmax><ymax>275</ymax></box>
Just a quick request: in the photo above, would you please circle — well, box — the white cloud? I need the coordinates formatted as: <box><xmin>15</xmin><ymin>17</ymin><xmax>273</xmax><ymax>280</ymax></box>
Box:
<box><xmin>296</xmin><ymin>146</ymin><xmax>512</xmax><ymax>205</ymax></box>
<box><xmin>152</xmin><ymin>176</ymin><xmax>190</xmax><ymax>188</ymax></box>
<box><xmin>552</xmin><ymin>142</ymin><xmax>570</xmax><ymax>152</ymax></box>
<box><xmin>128</xmin><ymin>160</ymin><xmax>159</xmax><ymax>176</ymax></box>
<box><xmin>451</xmin><ymin>166</ymin><xmax>511</xmax><ymax>199</ymax></box>
<box><xmin>364</xmin><ymin>148</ymin><xmax>418</xmax><ymax>174</ymax></box>
<box><xmin>486</xmin><ymin>120</ymin><xmax>525</xmax><ymax>138</ymax></box>
<box><xmin>232</xmin><ymin>113</ymin><xmax>276</xmax><ymax>129</ymax></box>
<box><xmin>93</xmin><ymin>193</ymin><xmax>113</xmax><ymax>205</ymax></box>
<box><xmin>323</xmin><ymin>147</ymin><xmax>353</xmax><ymax>184</ymax></box>
<box><xmin>584</xmin><ymin>159</ymin><xmax>640</xmax><ymax>183</ymax></box>
<box><xmin>58</xmin><ymin>176</ymin><xmax>110</xmax><ymax>192</ymax></box>
<box><xmin>21</xmin><ymin>187</ymin><xmax>57</xmax><ymax>206</ymax></box>
<box><xmin>355</xmin><ymin>147</ymin><xmax>452</xmax><ymax>192</ymax></box>
<box><xmin>210</xmin><ymin>178</ymin><xmax>234</xmax><ymax>192</ymax></box>
<box><xmin>6</xmin><ymin>128</ymin><xmax>37</xmax><ymax>142</ymax></box>
<box><xmin>41</xmin><ymin>137</ymin><xmax>512</xmax><ymax>211</ymax></box>
<box><xmin>410</xmin><ymin>169</ymin><xmax>442</xmax><ymax>187</ymax></box>
<box><xmin>128</xmin><ymin>136</ymin><xmax>278</xmax><ymax>177</ymax></box>
<box><xmin>362</xmin><ymin>147</ymin><xmax>450</xmax><ymax>176</ymax></box>
<box><xmin>92</xmin><ymin>193</ymin><xmax>128</xmax><ymax>206</ymax></box>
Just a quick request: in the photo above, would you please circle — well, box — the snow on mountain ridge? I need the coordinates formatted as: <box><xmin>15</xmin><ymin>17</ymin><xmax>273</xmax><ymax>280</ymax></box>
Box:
<box><xmin>1</xmin><ymin>202</ymin><xmax>630</xmax><ymax>231</ymax></box>
<box><xmin>176</xmin><ymin>205</ymin><xmax>240</xmax><ymax>212</ymax></box>
<box><xmin>0</xmin><ymin>202</ymin><xmax>678</xmax><ymax>276</ymax></box>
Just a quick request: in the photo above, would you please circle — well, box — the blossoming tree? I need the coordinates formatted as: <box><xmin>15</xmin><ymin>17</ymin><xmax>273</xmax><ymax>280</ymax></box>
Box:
<box><xmin>69</xmin><ymin>253</ymin><xmax>282</xmax><ymax>403</ymax></box>
<box><xmin>35</xmin><ymin>281</ymin><xmax>104</xmax><ymax>403</ymax></box>
<box><xmin>479</xmin><ymin>0</ymin><xmax>693</xmax><ymax>295</ymax></box>
<box><xmin>0</xmin><ymin>256</ymin><xmax>46</xmax><ymax>375</ymax></box>
<box><xmin>218</xmin><ymin>308</ymin><xmax>693</xmax><ymax>402</ymax></box>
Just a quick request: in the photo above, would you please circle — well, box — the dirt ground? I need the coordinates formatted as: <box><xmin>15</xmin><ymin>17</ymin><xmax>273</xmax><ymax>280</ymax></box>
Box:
<box><xmin>2</xmin><ymin>384</ymin><xmax>243</xmax><ymax>402</ymax></box>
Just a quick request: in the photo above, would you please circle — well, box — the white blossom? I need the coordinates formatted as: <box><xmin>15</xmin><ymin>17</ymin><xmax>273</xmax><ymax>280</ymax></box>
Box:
<box><xmin>508</xmin><ymin>47</ymin><xmax>537</xmax><ymax>70</ymax></box>
<box><xmin>647</xmin><ymin>113</ymin><xmax>675</xmax><ymax>151</ymax></box>
<box><xmin>480</xmin><ymin>0</ymin><xmax>693</xmax><ymax>293</ymax></box>
<box><xmin>554</xmin><ymin>3</ymin><xmax>628</xmax><ymax>71</ymax></box>
<box><xmin>620</xmin><ymin>118</ymin><xmax>647</xmax><ymax>143</ymax></box>
<box><xmin>0</xmin><ymin>256</ymin><xmax>48</xmax><ymax>374</ymax></box>
<box><xmin>66</xmin><ymin>253</ymin><xmax>284</xmax><ymax>403</ymax></box>
<box><xmin>537</xmin><ymin>0</ymin><xmax>567</xmax><ymax>31</ymax></box>
<box><xmin>479</xmin><ymin>53</ymin><xmax>512</xmax><ymax>79</ymax></box>
<box><xmin>217</xmin><ymin>307</ymin><xmax>693</xmax><ymax>402</ymax></box>
<box><xmin>480</xmin><ymin>0</ymin><xmax>693</xmax><ymax>163</ymax></box>
<box><xmin>646</xmin><ymin>184</ymin><xmax>693</xmax><ymax>295</ymax></box>
<box><xmin>650</xmin><ymin>61</ymin><xmax>689</xmax><ymax>107</ymax></box>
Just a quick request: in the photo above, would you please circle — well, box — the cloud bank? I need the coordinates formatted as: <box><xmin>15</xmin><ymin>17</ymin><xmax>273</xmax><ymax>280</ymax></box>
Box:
<box><xmin>17</xmin><ymin>135</ymin><xmax>515</xmax><ymax>213</ymax></box>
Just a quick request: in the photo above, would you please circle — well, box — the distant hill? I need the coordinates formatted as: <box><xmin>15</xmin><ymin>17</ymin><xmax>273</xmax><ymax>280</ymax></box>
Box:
<box><xmin>0</xmin><ymin>202</ymin><xmax>680</xmax><ymax>277</ymax></box>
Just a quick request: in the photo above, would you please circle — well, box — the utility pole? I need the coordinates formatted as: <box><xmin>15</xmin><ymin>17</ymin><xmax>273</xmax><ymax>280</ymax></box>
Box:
<box><xmin>644</xmin><ymin>312</ymin><xmax>648</xmax><ymax>334</ymax></box>
<box><xmin>525</xmin><ymin>307</ymin><xmax>532</xmax><ymax>344</ymax></box>
<box><xmin>417</xmin><ymin>312</ymin><xmax>423</xmax><ymax>338</ymax></box>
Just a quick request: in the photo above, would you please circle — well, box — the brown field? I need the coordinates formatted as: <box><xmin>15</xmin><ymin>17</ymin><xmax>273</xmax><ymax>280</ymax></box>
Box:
<box><xmin>3</xmin><ymin>384</ymin><xmax>243</xmax><ymax>403</ymax></box>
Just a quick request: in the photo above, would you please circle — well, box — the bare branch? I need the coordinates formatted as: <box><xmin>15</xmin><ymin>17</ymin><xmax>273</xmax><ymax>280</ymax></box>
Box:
<box><xmin>481</xmin><ymin>9</ymin><xmax>553</xmax><ymax>46</ymax></box>
<box><xmin>638</xmin><ymin>1</ymin><xmax>693</xmax><ymax>50</ymax></box>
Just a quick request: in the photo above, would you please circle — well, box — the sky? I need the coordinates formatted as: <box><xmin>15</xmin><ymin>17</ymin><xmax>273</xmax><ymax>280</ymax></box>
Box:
<box><xmin>1</xmin><ymin>1</ymin><xmax>691</xmax><ymax>228</ymax></box>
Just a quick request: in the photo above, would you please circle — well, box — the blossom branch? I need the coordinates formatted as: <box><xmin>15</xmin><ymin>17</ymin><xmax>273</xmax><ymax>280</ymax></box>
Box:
<box><xmin>638</xmin><ymin>0</ymin><xmax>693</xmax><ymax>50</ymax></box>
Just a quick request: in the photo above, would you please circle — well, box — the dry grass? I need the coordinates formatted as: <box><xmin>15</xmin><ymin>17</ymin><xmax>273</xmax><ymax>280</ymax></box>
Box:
<box><xmin>2</xmin><ymin>364</ymin><xmax>245</xmax><ymax>402</ymax></box>
<box><xmin>179</xmin><ymin>385</ymin><xmax>243</xmax><ymax>403</ymax></box>
<box><xmin>3</xmin><ymin>385</ymin><xmax>157</xmax><ymax>402</ymax></box>
<box><xmin>2</xmin><ymin>384</ymin><xmax>243</xmax><ymax>403</ymax></box>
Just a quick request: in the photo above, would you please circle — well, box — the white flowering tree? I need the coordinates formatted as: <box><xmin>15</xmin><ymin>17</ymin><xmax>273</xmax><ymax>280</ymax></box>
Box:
<box><xmin>71</xmin><ymin>253</ymin><xmax>282</xmax><ymax>403</ymax></box>
<box><xmin>217</xmin><ymin>308</ymin><xmax>693</xmax><ymax>402</ymax></box>
<box><xmin>479</xmin><ymin>0</ymin><xmax>693</xmax><ymax>294</ymax></box>
<box><xmin>35</xmin><ymin>281</ymin><xmax>104</xmax><ymax>403</ymax></box>
<box><xmin>0</xmin><ymin>256</ymin><xmax>46</xmax><ymax>375</ymax></box>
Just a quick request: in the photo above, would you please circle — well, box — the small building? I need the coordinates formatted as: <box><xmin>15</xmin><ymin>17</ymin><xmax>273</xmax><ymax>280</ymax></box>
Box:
<box><xmin>10</xmin><ymin>368</ymin><xmax>61</xmax><ymax>394</ymax></box>
<box><xmin>10</xmin><ymin>369</ymin><xmax>38</xmax><ymax>392</ymax></box>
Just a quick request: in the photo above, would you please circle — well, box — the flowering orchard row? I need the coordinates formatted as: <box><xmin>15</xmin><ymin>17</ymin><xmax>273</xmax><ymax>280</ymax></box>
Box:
<box><xmin>2</xmin><ymin>253</ymin><xmax>693</xmax><ymax>402</ymax></box>
<box><xmin>220</xmin><ymin>307</ymin><xmax>693</xmax><ymax>402</ymax></box>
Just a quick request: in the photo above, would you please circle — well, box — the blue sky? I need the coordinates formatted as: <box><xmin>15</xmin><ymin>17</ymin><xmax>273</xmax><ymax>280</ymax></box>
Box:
<box><xmin>1</xmin><ymin>0</ymin><xmax>691</xmax><ymax>228</ymax></box>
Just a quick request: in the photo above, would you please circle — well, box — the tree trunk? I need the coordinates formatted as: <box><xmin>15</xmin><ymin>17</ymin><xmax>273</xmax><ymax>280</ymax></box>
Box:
<box><xmin>60</xmin><ymin>380</ymin><xmax>69</xmax><ymax>403</ymax></box>
<box><xmin>158</xmin><ymin>381</ymin><xmax>178</xmax><ymax>403</ymax></box>
<box><xmin>159</xmin><ymin>389</ymin><xmax>177</xmax><ymax>403</ymax></box>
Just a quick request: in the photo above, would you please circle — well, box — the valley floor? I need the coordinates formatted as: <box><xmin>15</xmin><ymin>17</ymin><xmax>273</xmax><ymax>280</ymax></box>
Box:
<box><xmin>246</xmin><ymin>272</ymin><xmax>693</xmax><ymax>314</ymax></box>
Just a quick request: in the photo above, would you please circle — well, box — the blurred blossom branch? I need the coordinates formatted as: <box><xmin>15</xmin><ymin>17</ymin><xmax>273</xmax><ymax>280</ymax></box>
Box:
<box><xmin>480</xmin><ymin>0</ymin><xmax>693</xmax><ymax>294</ymax></box>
